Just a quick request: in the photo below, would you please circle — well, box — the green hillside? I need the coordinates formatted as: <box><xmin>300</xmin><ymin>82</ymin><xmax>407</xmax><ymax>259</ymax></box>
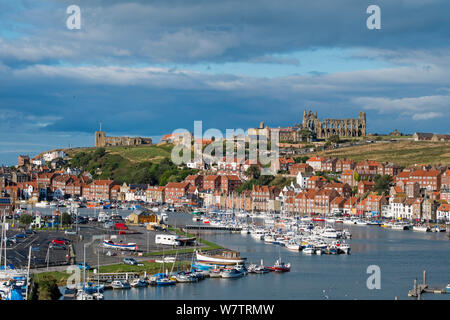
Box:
<box><xmin>312</xmin><ymin>140</ymin><xmax>450</xmax><ymax>166</ymax></box>
<box><xmin>62</xmin><ymin>144</ymin><xmax>198</xmax><ymax>185</ymax></box>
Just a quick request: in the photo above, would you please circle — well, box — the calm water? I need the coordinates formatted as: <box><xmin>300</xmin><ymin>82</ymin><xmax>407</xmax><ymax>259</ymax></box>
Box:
<box><xmin>99</xmin><ymin>213</ymin><xmax>450</xmax><ymax>300</ymax></box>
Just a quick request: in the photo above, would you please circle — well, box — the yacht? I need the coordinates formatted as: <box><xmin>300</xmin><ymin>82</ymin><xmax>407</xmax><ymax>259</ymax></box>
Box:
<box><xmin>250</xmin><ymin>229</ymin><xmax>265</xmax><ymax>240</ymax></box>
<box><xmin>391</xmin><ymin>223</ymin><xmax>408</xmax><ymax>230</ymax></box>
<box><xmin>285</xmin><ymin>241</ymin><xmax>301</xmax><ymax>251</ymax></box>
<box><xmin>303</xmin><ymin>245</ymin><xmax>315</xmax><ymax>255</ymax></box>
<box><xmin>322</xmin><ymin>227</ymin><xmax>338</xmax><ymax>238</ymax></box>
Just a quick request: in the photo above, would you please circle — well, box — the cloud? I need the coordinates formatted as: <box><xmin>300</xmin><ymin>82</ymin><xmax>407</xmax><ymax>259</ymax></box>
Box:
<box><xmin>412</xmin><ymin>112</ymin><xmax>443</xmax><ymax>120</ymax></box>
<box><xmin>2</xmin><ymin>0</ymin><xmax>450</xmax><ymax>65</ymax></box>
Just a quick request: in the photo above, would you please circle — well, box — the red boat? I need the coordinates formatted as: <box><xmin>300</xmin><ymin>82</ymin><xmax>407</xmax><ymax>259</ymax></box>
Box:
<box><xmin>266</xmin><ymin>259</ymin><xmax>291</xmax><ymax>272</ymax></box>
<box><xmin>312</xmin><ymin>217</ymin><xmax>325</xmax><ymax>222</ymax></box>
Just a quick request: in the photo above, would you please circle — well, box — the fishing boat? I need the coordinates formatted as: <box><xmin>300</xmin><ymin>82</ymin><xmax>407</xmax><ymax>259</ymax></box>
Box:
<box><xmin>196</xmin><ymin>250</ymin><xmax>246</xmax><ymax>265</ymax></box>
<box><xmin>248</xmin><ymin>260</ymin><xmax>270</xmax><ymax>274</ymax></box>
<box><xmin>266</xmin><ymin>259</ymin><xmax>291</xmax><ymax>272</ymax></box>
<box><xmin>103</xmin><ymin>240</ymin><xmax>138</xmax><ymax>251</ymax></box>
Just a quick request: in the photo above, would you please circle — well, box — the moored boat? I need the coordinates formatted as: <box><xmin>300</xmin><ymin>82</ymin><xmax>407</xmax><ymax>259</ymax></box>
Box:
<box><xmin>196</xmin><ymin>250</ymin><xmax>246</xmax><ymax>265</ymax></box>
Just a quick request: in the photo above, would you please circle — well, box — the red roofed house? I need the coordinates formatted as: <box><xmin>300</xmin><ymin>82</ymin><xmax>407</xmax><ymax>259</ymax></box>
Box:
<box><xmin>340</xmin><ymin>170</ymin><xmax>358</xmax><ymax>188</ymax></box>
<box><xmin>289</xmin><ymin>163</ymin><xmax>313</xmax><ymax>175</ymax></box>
<box><xmin>306</xmin><ymin>156</ymin><xmax>325</xmax><ymax>171</ymax></box>
<box><xmin>437</xmin><ymin>204</ymin><xmax>450</xmax><ymax>221</ymax></box>
<box><xmin>165</xmin><ymin>182</ymin><xmax>190</xmax><ymax>204</ymax></box>
<box><xmin>146</xmin><ymin>186</ymin><xmax>165</xmax><ymax>203</ymax></box>
<box><xmin>220</xmin><ymin>175</ymin><xmax>242</xmax><ymax>194</ymax></box>
<box><xmin>357</xmin><ymin>180</ymin><xmax>375</xmax><ymax>195</ymax></box>
<box><xmin>203</xmin><ymin>175</ymin><xmax>221</xmax><ymax>192</ymax></box>
<box><xmin>408</xmin><ymin>169</ymin><xmax>442</xmax><ymax>191</ymax></box>
<box><xmin>313</xmin><ymin>189</ymin><xmax>339</xmax><ymax>215</ymax></box>
<box><xmin>441</xmin><ymin>170</ymin><xmax>450</xmax><ymax>189</ymax></box>
<box><xmin>306</xmin><ymin>175</ymin><xmax>327</xmax><ymax>190</ymax></box>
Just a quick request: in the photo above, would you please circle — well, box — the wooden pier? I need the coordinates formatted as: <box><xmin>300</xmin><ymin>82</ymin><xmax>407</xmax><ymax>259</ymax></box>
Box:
<box><xmin>184</xmin><ymin>225</ymin><xmax>242</xmax><ymax>232</ymax></box>
<box><xmin>408</xmin><ymin>270</ymin><xmax>447</xmax><ymax>298</ymax></box>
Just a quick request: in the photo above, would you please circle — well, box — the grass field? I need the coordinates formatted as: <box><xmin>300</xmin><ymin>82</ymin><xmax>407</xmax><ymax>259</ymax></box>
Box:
<box><xmin>313</xmin><ymin>140</ymin><xmax>450</xmax><ymax>166</ymax></box>
<box><xmin>63</xmin><ymin>143</ymin><xmax>174</xmax><ymax>164</ymax></box>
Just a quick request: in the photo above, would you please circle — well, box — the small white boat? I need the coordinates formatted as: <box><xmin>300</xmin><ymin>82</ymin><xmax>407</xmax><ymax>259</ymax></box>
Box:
<box><xmin>111</xmin><ymin>280</ymin><xmax>131</xmax><ymax>289</ymax></box>
<box><xmin>130</xmin><ymin>278</ymin><xmax>148</xmax><ymax>287</ymax></box>
<box><xmin>286</xmin><ymin>241</ymin><xmax>301</xmax><ymax>251</ymax></box>
<box><xmin>303</xmin><ymin>245</ymin><xmax>315</xmax><ymax>255</ymax></box>
<box><xmin>412</xmin><ymin>225</ymin><xmax>430</xmax><ymax>232</ymax></box>
<box><xmin>221</xmin><ymin>269</ymin><xmax>243</xmax><ymax>278</ymax></box>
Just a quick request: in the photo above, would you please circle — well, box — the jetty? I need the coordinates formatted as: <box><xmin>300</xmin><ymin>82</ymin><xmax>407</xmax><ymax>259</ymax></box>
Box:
<box><xmin>408</xmin><ymin>270</ymin><xmax>447</xmax><ymax>298</ymax></box>
<box><xmin>184</xmin><ymin>225</ymin><xmax>242</xmax><ymax>232</ymax></box>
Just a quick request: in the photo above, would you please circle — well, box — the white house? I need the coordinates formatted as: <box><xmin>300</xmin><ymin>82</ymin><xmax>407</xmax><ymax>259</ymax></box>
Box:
<box><xmin>32</xmin><ymin>158</ymin><xmax>45</xmax><ymax>166</ymax></box>
<box><xmin>43</xmin><ymin>150</ymin><xmax>66</xmax><ymax>162</ymax></box>
<box><xmin>296</xmin><ymin>172</ymin><xmax>313</xmax><ymax>189</ymax></box>
<box><xmin>437</xmin><ymin>204</ymin><xmax>450</xmax><ymax>221</ymax></box>
<box><xmin>388</xmin><ymin>197</ymin><xmax>414</xmax><ymax>220</ymax></box>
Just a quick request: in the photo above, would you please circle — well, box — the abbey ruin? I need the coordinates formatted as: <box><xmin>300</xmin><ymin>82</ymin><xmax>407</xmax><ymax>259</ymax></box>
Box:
<box><xmin>95</xmin><ymin>131</ymin><xmax>152</xmax><ymax>148</ymax></box>
<box><xmin>302</xmin><ymin>110</ymin><xmax>366</xmax><ymax>139</ymax></box>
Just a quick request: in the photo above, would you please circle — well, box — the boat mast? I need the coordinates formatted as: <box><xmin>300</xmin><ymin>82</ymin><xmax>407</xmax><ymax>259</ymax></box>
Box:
<box><xmin>26</xmin><ymin>245</ymin><xmax>32</xmax><ymax>300</ymax></box>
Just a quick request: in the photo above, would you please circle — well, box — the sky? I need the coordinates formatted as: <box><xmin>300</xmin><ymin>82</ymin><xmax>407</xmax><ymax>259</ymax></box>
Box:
<box><xmin>1</xmin><ymin>0</ymin><xmax>450</xmax><ymax>165</ymax></box>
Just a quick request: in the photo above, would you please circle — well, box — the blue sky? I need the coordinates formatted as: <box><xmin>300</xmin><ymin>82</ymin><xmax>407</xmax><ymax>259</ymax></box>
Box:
<box><xmin>1</xmin><ymin>0</ymin><xmax>450</xmax><ymax>165</ymax></box>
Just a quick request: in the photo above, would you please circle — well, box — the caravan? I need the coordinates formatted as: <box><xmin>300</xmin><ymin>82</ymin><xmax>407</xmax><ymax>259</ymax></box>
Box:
<box><xmin>155</xmin><ymin>234</ymin><xmax>180</xmax><ymax>246</ymax></box>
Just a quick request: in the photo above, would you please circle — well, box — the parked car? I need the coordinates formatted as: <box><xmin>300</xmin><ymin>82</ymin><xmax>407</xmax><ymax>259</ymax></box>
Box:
<box><xmin>52</xmin><ymin>238</ymin><xmax>71</xmax><ymax>245</ymax></box>
<box><xmin>49</xmin><ymin>243</ymin><xmax>67</xmax><ymax>250</ymax></box>
<box><xmin>104</xmin><ymin>221</ymin><xmax>114</xmax><ymax>229</ymax></box>
<box><xmin>25</xmin><ymin>229</ymin><xmax>36</xmax><ymax>235</ymax></box>
<box><xmin>123</xmin><ymin>258</ymin><xmax>138</xmax><ymax>265</ymax></box>
<box><xmin>65</xmin><ymin>229</ymin><xmax>77</xmax><ymax>235</ymax></box>
<box><xmin>77</xmin><ymin>262</ymin><xmax>91</xmax><ymax>270</ymax></box>
<box><xmin>106</xmin><ymin>250</ymin><xmax>117</xmax><ymax>257</ymax></box>
<box><xmin>14</xmin><ymin>233</ymin><xmax>27</xmax><ymax>239</ymax></box>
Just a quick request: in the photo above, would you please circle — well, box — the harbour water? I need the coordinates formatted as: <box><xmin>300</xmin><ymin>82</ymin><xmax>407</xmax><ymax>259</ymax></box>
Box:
<box><xmin>99</xmin><ymin>213</ymin><xmax>450</xmax><ymax>300</ymax></box>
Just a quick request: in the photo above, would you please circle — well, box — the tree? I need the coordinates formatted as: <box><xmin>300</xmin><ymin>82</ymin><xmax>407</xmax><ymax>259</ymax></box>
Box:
<box><xmin>20</xmin><ymin>213</ymin><xmax>33</xmax><ymax>226</ymax></box>
<box><xmin>327</xmin><ymin>135</ymin><xmax>340</xmax><ymax>144</ymax></box>
<box><xmin>31</xmin><ymin>275</ymin><xmax>62</xmax><ymax>300</ymax></box>
<box><xmin>373</xmin><ymin>174</ymin><xmax>392</xmax><ymax>195</ymax></box>
<box><xmin>353</xmin><ymin>171</ymin><xmax>361</xmax><ymax>182</ymax></box>
<box><xmin>245</xmin><ymin>165</ymin><xmax>261</xmax><ymax>180</ymax></box>
<box><xmin>61</xmin><ymin>212</ymin><xmax>72</xmax><ymax>226</ymax></box>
